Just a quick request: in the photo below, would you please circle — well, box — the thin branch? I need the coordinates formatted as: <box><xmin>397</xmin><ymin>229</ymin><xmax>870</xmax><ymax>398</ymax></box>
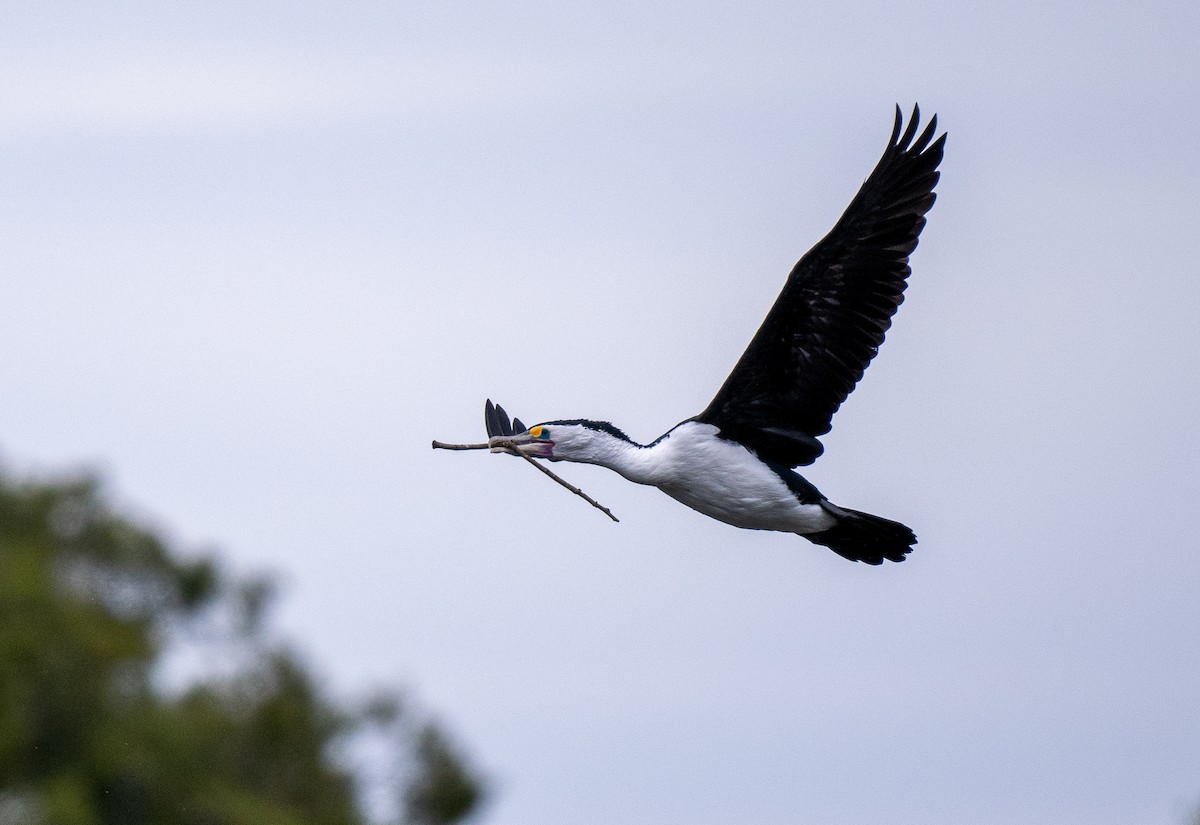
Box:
<box><xmin>506</xmin><ymin>448</ymin><xmax>620</xmax><ymax>522</ymax></box>
<box><xmin>431</xmin><ymin>439</ymin><xmax>620</xmax><ymax>522</ymax></box>
<box><xmin>431</xmin><ymin>441</ymin><xmax>490</xmax><ymax>451</ymax></box>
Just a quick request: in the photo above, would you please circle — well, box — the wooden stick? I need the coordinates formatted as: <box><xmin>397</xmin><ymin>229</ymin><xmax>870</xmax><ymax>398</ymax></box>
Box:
<box><xmin>431</xmin><ymin>438</ymin><xmax>620</xmax><ymax>522</ymax></box>
<box><xmin>506</xmin><ymin>447</ymin><xmax>620</xmax><ymax>522</ymax></box>
<box><xmin>431</xmin><ymin>440</ymin><xmax>490</xmax><ymax>451</ymax></box>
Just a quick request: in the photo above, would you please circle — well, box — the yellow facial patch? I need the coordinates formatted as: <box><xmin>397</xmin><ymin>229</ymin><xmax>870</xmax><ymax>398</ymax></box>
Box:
<box><xmin>529</xmin><ymin>426</ymin><xmax>543</xmax><ymax>438</ymax></box>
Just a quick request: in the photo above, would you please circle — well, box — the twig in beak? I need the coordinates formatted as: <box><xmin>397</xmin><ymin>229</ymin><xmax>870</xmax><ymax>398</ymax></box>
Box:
<box><xmin>431</xmin><ymin>441</ymin><xmax>490</xmax><ymax>450</ymax></box>
<box><xmin>431</xmin><ymin>438</ymin><xmax>620</xmax><ymax>522</ymax></box>
<box><xmin>505</xmin><ymin>446</ymin><xmax>620</xmax><ymax>522</ymax></box>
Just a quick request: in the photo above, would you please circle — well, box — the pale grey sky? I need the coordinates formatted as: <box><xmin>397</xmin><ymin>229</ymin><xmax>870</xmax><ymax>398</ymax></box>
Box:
<box><xmin>3</xmin><ymin>2</ymin><xmax>1200</xmax><ymax>824</ymax></box>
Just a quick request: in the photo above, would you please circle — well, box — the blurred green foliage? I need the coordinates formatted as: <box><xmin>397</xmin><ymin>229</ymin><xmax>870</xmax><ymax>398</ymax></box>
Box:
<box><xmin>0</xmin><ymin>468</ymin><xmax>485</xmax><ymax>825</ymax></box>
<box><xmin>404</xmin><ymin>726</ymin><xmax>486</xmax><ymax>825</ymax></box>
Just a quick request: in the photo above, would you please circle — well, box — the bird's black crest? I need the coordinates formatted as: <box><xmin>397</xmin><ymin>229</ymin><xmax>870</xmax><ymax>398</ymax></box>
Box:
<box><xmin>543</xmin><ymin>419</ymin><xmax>634</xmax><ymax>443</ymax></box>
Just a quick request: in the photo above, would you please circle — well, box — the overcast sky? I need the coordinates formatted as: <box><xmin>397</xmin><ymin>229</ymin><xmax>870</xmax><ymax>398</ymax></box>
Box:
<box><xmin>4</xmin><ymin>2</ymin><xmax>1200</xmax><ymax>824</ymax></box>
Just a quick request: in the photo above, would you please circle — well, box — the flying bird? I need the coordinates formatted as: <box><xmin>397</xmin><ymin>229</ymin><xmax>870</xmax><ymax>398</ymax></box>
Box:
<box><xmin>483</xmin><ymin>106</ymin><xmax>945</xmax><ymax>564</ymax></box>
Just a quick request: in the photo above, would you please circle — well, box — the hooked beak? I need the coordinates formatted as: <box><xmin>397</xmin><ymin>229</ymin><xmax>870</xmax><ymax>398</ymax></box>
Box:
<box><xmin>485</xmin><ymin>399</ymin><xmax>552</xmax><ymax>458</ymax></box>
<box><xmin>488</xmin><ymin>431</ymin><xmax>553</xmax><ymax>458</ymax></box>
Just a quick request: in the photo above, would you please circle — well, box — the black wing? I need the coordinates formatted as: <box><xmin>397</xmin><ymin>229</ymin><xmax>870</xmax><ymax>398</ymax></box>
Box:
<box><xmin>696</xmin><ymin>105</ymin><xmax>945</xmax><ymax>467</ymax></box>
<box><xmin>485</xmin><ymin>399</ymin><xmax>525</xmax><ymax>437</ymax></box>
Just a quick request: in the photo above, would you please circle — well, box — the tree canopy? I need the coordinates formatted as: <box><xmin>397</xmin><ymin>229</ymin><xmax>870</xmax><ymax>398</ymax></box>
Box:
<box><xmin>0</xmin><ymin>466</ymin><xmax>485</xmax><ymax>825</ymax></box>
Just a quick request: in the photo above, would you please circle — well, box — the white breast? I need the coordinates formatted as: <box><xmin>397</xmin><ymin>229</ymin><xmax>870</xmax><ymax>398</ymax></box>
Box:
<box><xmin>627</xmin><ymin>422</ymin><xmax>836</xmax><ymax>535</ymax></box>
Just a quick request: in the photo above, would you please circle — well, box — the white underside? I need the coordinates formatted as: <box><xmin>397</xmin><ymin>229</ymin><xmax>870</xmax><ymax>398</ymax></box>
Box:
<box><xmin>613</xmin><ymin>422</ymin><xmax>837</xmax><ymax>535</ymax></box>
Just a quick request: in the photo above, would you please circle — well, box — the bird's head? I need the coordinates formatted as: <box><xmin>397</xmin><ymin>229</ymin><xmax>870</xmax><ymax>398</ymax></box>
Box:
<box><xmin>484</xmin><ymin>400</ymin><xmax>633</xmax><ymax>463</ymax></box>
<box><xmin>496</xmin><ymin>422</ymin><xmax>563</xmax><ymax>459</ymax></box>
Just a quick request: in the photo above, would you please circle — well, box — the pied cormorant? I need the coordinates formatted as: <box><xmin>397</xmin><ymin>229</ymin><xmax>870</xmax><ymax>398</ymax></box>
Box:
<box><xmin>483</xmin><ymin>106</ymin><xmax>945</xmax><ymax>564</ymax></box>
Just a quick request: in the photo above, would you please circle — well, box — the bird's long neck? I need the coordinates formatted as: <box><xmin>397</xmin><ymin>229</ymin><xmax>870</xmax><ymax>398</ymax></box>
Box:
<box><xmin>569</xmin><ymin>429</ymin><xmax>664</xmax><ymax>486</ymax></box>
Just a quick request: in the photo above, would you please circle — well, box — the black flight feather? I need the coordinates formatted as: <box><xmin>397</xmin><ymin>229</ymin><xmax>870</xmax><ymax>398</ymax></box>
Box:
<box><xmin>485</xmin><ymin>399</ymin><xmax>513</xmax><ymax>438</ymax></box>
<box><xmin>696</xmin><ymin>105</ymin><xmax>946</xmax><ymax>468</ymax></box>
<box><xmin>485</xmin><ymin>400</ymin><xmax>527</xmax><ymax>437</ymax></box>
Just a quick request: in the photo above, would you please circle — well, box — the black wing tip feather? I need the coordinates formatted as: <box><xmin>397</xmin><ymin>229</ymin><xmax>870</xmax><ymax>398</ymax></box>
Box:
<box><xmin>868</xmin><ymin>105</ymin><xmax>946</xmax><ymax>227</ymax></box>
<box><xmin>892</xmin><ymin>103</ymin><xmax>945</xmax><ymax>152</ymax></box>
<box><xmin>484</xmin><ymin>399</ymin><xmax>526</xmax><ymax>437</ymax></box>
<box><xmin>896</xmin><ymin>104</ymin><xmax>921</xmax><ymax>148</ymax></box>
<box><xmin>883</xmin><ymin>105</ymin><xmax>947</xmax><ymax>192</ymax></box>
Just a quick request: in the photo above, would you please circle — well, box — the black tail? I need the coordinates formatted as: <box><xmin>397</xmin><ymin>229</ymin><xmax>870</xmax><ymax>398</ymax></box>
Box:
<box><xmin>805</xmin><ymin>504</ymin><xmax>916</xmax><ymax>565</ymax></box>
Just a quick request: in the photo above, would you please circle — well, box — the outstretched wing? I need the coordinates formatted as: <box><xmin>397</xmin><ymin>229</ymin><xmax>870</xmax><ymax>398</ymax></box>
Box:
<box><xmin>697</xmin><ymin>105</ymin><xmax>946</xmax><ymax>467</ymax></box>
